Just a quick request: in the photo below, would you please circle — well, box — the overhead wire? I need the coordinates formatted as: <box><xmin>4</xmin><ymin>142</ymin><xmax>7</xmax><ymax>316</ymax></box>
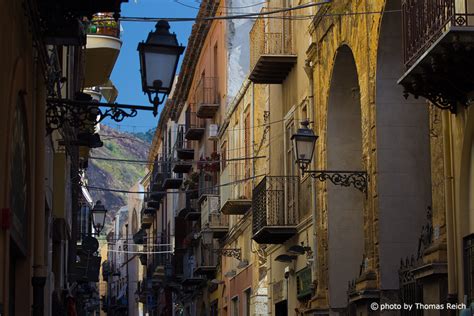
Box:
<box><xmin>86</xmin><ymin>173</ymin><xmax>266</xmax><ymax>194</ymax></box>
<box><xmin>88</xmin><ymin>155</ymin><xmax>265</xmax><ymax>164</ymax></box>
<box><xmin>94</xmin><ymin>7</ymin><xmax>403</xmax><ymax>24</ymax></box>
<box><xmin>98</xmin><ymin>1</ymin><xmax>331</xmax><ymax>23</ymax></box>
<box><xmin>173</xmin><ymin>0</ymin><xmax>266</xmax><ymax>10</ymax></box>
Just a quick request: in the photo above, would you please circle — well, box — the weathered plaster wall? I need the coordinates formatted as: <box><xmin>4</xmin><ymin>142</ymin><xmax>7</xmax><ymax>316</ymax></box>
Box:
<box><xmin>225</xmin><ymin>0</ymin><xmax>263</xmax><ymax>103</ymax></box>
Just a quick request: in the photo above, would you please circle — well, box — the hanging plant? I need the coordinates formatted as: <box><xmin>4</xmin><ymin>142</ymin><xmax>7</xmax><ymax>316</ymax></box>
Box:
<box><xmin>197</xmin><ymin>152</ymin><xmax>220</xmax><ymax>172</ymax></box>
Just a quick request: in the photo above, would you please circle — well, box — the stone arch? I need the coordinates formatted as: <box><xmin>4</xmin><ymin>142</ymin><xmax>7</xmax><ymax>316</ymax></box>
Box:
<box><xmin>375</xmin><ymin>0</ymin><xmax>431</xmax><ymax>291</ymax></box>
<box><xmin>326</xmin><ymin>44</ymin><xmax>365</xmax><ymax>310</ymax></box>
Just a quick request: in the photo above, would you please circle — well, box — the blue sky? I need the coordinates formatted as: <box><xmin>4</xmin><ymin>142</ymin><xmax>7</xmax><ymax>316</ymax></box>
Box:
<box><xmin>103</xmin><ymin>0</ymin><xmax>197</xmax><ymax>132</ymax></box>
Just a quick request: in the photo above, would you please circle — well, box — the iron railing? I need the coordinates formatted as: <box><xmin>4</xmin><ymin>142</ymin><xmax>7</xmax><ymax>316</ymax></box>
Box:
<box><xmin>402</xmin><ymin>0</ymin><xmax>474</xmax><ymax>67</ymax></box>
<box><xmin>201</xmin><ymin>195</ymin><xmax>228</xmax><ymax>229</ymax></box>
<box><xmin>399</xmin><ymin>257</ymin><xmax>423</xmax><ymax>316</ymax></box>
<box><xmin>195</xmin><ymin>77</ymin><xmax>219</xmax><ymax>105</ymax></box>
<box><xmin>220</xmin><ymin>161</ymin><xmax>252</xmax><ymax>204</ymax></box>
<box><xmin>173</xmin><ymin>124</ymin><xmax>192</xmax><ymax>151</ymax></box>
<box><xmin>183</xmin><ymin>253</ymin><xmax>197</xmax><ymax>279</ymax></box>
<box><xmin>185</xmin><ymin>106</ymin><xmax>205</xmax><ymax>129</ymax></box>
<box><xmin>87</xmin><ymin>13</ymin><xmax>121</xmax><ymax>38</ymax></box>
<box><xmin>464</xmin><ymin>234</ymin><xmax>474</xmax><ymax>305</ymax></box>
<box><xmin>199</xmin><ymin>172</ymin><xmax>219</xmax><ymax>197</ymax></box>
<box><xmin>250</xmin><ymin>7</ymin><xmax>294</xmax><ymax>70</ymax></box>
<box><xmin>252</xmin><ymin>176</ymin><xmax>299</xmax><ymax>234</ymax></box>
<box><xmin>196</xmin><ymin>242</ymin><xmax>219</xmax><ymax>268</ymax></box>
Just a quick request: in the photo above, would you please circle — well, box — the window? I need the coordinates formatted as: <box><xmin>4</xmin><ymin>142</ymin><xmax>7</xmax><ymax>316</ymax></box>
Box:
<box><xmin>210</xmin><ymin>300</ymin><xmax>218</xmax><ymax>316</ymax></box>
<box><xmin>221</xmin><ymin>141</ymin><xmax>227</xmax><ymax>170</ymax></box>
<box><xmin>244</xmin><ymin>288</ymin><xmax>251</xmax><ymax>316</ymax></box>
<box><xmin>231</xmin><ymin>296</ymin><xmax>239</xmax><ymax>316</ymax></box>
<box><xmin>285</xmin><ymin>120</ymin><xmax>296</xmax><ymax>177</ymax></box>
<box><xmin>213</xmin><ymin>43</ymin><xmax>218</xmax><ymax>78</ymax></box>
<box><xmin>464</xmin><ymin>234</ymin><xmax>474</xmax><ymax>304</ymax></box>
<box><xmin>244</xmin><ymin>112</ymin><xmax>251</xmax><ymax>197</ymax></box>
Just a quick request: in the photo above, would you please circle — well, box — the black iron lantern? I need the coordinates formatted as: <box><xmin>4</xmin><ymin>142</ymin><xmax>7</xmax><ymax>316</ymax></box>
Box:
<box><xmin>137</xmin><ymin>20</ymin><xmax>185</xmax><ymax>116</ymax></box>
<box><xmin>91</xmin><ymin>200</ymin><xmax>107</xmax><ymax>235</ymax></box>
<box><xmin>291</xmin><ymin>120</ymin><xmax>318</xmax><ymax>171</ymax></box>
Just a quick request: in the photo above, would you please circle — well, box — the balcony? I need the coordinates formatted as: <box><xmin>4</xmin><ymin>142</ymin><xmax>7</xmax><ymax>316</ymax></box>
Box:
<box><xmin>141</xmin><ymin>214</ymin><xmax>153</xmax><ymax>229</ymax></box>
<box><xmin>201</xmin><ymin>195</ymin><xmax>228</xmax><ymax>239</ymax></box>
<box><xmin>249</xmin><ymin>8</ymin><xmax>297</xmax><ymax>84</ymax></box>
<box><xmin>199</xmin><ymin>172</ymin><xmax>219</xmax><ymax>203</ymax></box>
<box><xmin>196</xmin><ymin>77</ymin><xmax>220</xmax><ymax>118</ymax></box>
<box><xmin>184</xmin><ymin>197</ymin><xmax>200</xmax><ymax>222</ymax></box>
<box><xmin>84</xmin><ymin>13</ymin><xmax>122</xmax><ymax>88</ymax></box>
<box><xmin>220</xmin><ymin>162</ymin><xmax>252</xmax><ymax>215</ymax></box>
<box><xmin>181</xmin><ymin>254</ymin><xmax>205</xmax><ymax>287</ymax></box>
<box><xmin>185</xmin><ymin>107</ymin><xmax>205</xmax><ymax>140</ymax></box>
<box><xmin>252</xmin><ymin>176</ymin><xmax>299</xmax><ymax>244</ymax></box>
<box><xmin>146</xmin><ymin>158</ymin><xmax>166</xmax><ymax>204</ymax></box>
<box><xmin>174</xmin><ymin>125</ymin><xmax>195</xmax><ymax>161</ymax></box>
<box><xmin>161</xmin><ymin>152</ymin><xmax>183</xmax><ymax>190</ymax></box>
<box><xmin>194</xmin><ymin>241</ymin><xmax>219</xmax><ymax>277</ymax></box>
<box><xmin>398</xmin><ymin>0</ymin><xmax>474</xmax><ymax>112</ymax></box>
<box><xmin>133</xmin><ymin>228</ymin><xmax>146</xmax><ymax>244</ymax></box>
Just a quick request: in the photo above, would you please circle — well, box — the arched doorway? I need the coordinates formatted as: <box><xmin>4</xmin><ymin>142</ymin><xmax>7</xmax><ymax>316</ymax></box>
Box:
<box><xmin>375</xmin><ymin>0</ymin><xmax>430</xmax><ymax>293</ymax></box>
<box><xmin>327</xmin><ymin>45</ymin><xmax>365</xmax><ymax>310</ymax></box>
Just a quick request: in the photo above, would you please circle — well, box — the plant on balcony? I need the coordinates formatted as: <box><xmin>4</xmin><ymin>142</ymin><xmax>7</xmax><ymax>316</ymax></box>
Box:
<box><xmin>197</xmin><ymin>152</ymin><xmax>220</xmax><ymax>172</ymax></box>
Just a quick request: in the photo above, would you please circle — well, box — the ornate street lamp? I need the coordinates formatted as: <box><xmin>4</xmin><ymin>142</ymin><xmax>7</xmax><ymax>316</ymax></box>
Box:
<box><xmin>292</xmin><ymin>121</ymin><xmax>368</xmax><ymax>193</ymax></box>
<box><xmin>291</xmin><ymin>120</ymin><xmax>318</xmax><ymax>171</ymax></box>
<box><xmin>91</xmin><ymin>200</ymin><xmax>107</xmax><ymax>236</ymax></box>
<box><xmin>45</xmin><ymin>21</ymin><xmax>185</xmax><ymax>134</ymax></box>
<box><xmin>138</xmin><ymin>20</ymin><xmax>185</xmax><ymax>116</ymax></box>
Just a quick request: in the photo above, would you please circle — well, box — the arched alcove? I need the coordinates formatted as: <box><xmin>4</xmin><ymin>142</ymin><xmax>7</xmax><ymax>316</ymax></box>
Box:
<box><xmin>375</xmin><ymin>0</ymin><xmax>431</xmax><ymax>290</ymax></box>
<box><xmin>327</xmin><ymin>45</ymin><xmax>365</xmax><ymax>309</ymax></box>
<box><xmin>132</xmin><ymin>208</ymin><xmax>138</xmax><ymax>233</ymax></box>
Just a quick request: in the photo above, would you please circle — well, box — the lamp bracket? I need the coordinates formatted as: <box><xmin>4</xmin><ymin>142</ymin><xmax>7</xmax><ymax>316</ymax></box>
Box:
<box><xmin>147</xmin><ymin>92</ymin><xmax>166</xmax><ymax>117</ymax></box>
<box><xmin>304</xmin><ymin>170</ymin><xmax>368</xmax><ymax>194</ymax></box>
<box><xmin>46</xmin><ymin>98</ymin><xmax>156</xmax><ymax>134</ymax></box>
<box><xmin>214</xmin><ymin>248</ymin><xmax>241</xmax><ymax>261</ymax></box>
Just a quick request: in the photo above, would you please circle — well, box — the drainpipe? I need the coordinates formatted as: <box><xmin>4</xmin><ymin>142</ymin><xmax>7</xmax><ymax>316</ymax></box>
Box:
<box><xmin>304</xmin><ymin>60</ymin><xmax>318</xmax><ymax>288</ymax></box>
<box><xmin>32</xmin><ymin>67</ymin><xmax>46</xmax><ymax>316</ymax></box>
<box><xmin>443</xmin><ymin>112</ymin><xmax>458</xmax><ymax>302</ymax></box>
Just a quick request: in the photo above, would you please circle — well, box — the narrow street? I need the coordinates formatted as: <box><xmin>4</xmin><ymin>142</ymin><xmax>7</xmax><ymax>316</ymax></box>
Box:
<box><xmin>1</xmin><ymin>0</ymin><xmax>474</xmax><ymax>315</ymax></box>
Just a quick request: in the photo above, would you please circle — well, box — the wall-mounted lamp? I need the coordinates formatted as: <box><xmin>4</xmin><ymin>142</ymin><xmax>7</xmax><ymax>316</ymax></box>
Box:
<box><xmin>224</xmin><ymin>270</ymin><xmax>236</xmax><ymax>278</ymax></box>
<box><xmin>292</xmin><ymin>120</ymin><xmax>368</xmax><ymax>194</ymax></box>
<box><xmin>237</xmin><ymin>259</ymin><xmax>249</xmax><ymax>269</ymax></box>
<box><xmin>275</xmin><ymin>254</ymin><xmax>297</xmax><ymax>263</ymax></box>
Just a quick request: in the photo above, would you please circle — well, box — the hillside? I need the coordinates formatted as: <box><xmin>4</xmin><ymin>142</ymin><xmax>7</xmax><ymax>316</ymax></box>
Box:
<box><xmin>86</xmin><ymin>124</ymin><xmax>152</xmax><ymax>220</ymax></box>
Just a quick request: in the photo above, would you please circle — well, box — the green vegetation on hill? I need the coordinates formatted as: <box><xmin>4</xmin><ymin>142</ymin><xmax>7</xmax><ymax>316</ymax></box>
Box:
<box><xmin>129</xmin><ymin>127</ymin><xmax>156</xmax><ymax>144</ymax></box>
<box><xmin>86</xmin><ymin>124</ymin><xmax>150</xmax><ymax>219</ymax></box>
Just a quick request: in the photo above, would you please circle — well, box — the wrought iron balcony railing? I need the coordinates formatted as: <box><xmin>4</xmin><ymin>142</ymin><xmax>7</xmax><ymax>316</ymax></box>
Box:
<box><xmin>252</xmin><ymin>176</ymin><xmax>299</xmax><ymax>244</ymax></box>
<box><xmin>185</xmin><ymin>106</ymin><xmax>205</xmax><ymax>140</ymax></box>
<box><xmin>402</xmin><ymin>0</ymin><xmax>474</xmax><ymax>68</ymax></box>
<box><xmin>173</xmin><ymin>124</ymin><xmax>194</xmax><ymax>161</ymax></box>
<box><xmin>194</xmin><ymin>241</ymin><xmax>219</xmax><ymax>276</ymax></box>
<box><xmin>201</xmin><ymin>193</ymin><xmax>228</xmax><ymax>238</ymax></box>
<box><xmin>249</xmin><ymin>7</ymin><xmax>296</xmax><ymax>83</ymax></box>
<box><xmin>195</xmin><ymin>77</ymin><xmax>220</xmax><ymax>118</ymax></box>
<box><xmin>220</xmin><ymin>162</ymin><xmax>252</xmax><ymax>215</ymax></box>
<box><xmin>199</xmin><ymin>172</ymin><xmax>219</xmax><ymax>198</ymax></box>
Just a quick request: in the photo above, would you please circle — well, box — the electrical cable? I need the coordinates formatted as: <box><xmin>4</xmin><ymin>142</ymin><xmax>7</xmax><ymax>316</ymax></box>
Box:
<box><xmin>97</xmin><ymin>1</ymin><xmax>331</xmax><ymax>23</ymax></box>
<box><xmin>107</xmin><ymin>249</ymin><xmax>174</xmax><ymax>254</ymax></box>
<box><xmin>111</xmin><ymin>8</ymin><xmax>404</xmax><ymax>24</ymax></box>
<box><xmin>86</xmin><ymin>173</ymin><xmax>265</xmax><ymax>194</ymax></box>
<box><xmin>88</xmin><ymin>155</ymin><xmax>265</xmax><ymax>164</ymax></box>
<box><xmin>173</xmin><ymin>0</ymin><xmax>266</xmax><ymax>10</ymax></box>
